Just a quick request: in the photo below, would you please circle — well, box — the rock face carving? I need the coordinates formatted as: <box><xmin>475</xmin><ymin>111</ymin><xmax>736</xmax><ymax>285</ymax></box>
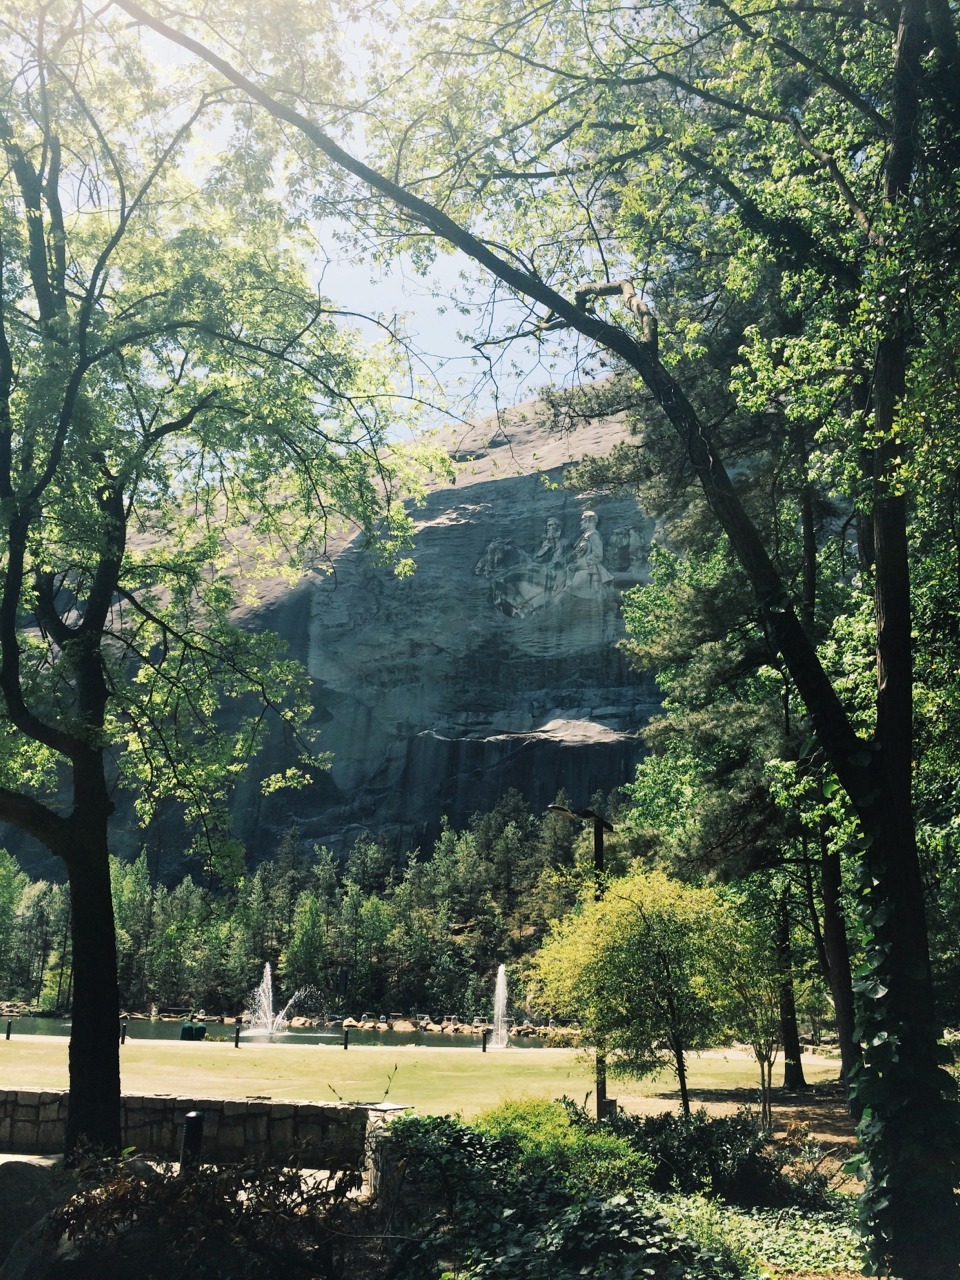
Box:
<box><xmin>567</xmin><ymin>509</ymin><xmax>614</xmax><ymax>598</ymax></box>
<box><xmin>8</xmin><ymin>408</ymin><xmax>661</xmax><ymax>878</ymax></box>
<box><xmin>474</xmin><ymin>537</ymin><xmax>554</xmax><ymax>617</ymax></box>
<box><xmin>534</xmin><ymin>517</ymin><xmax>572</xmax><ymax>571</ymax></box>
<box><xmin>475</xmin><ymin>509</ymin><xmax>623</xmax><ymax>619</ymax></box>
<box><xmin>220</xmin><ymin>410</ymin><xmax>661</xmax><ymax>865</ymax></box>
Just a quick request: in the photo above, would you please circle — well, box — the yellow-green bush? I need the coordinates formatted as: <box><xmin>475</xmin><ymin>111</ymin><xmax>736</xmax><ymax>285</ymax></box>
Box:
<box><xmin>474</xmin><ymin>1097</ymin><xmax>652</xmax><ymax>1199</ymax></box>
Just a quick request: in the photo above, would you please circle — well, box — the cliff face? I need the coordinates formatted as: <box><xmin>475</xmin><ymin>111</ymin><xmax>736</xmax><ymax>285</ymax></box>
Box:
<box><xmin>228</xmin><ymin>409</ymin><xmax>660</xmax><ymax>862</ymax></box>
<box><xmin>10</xmin><ymin>409</ymin><xmax>659</xmax><ymax>877</ymax></box>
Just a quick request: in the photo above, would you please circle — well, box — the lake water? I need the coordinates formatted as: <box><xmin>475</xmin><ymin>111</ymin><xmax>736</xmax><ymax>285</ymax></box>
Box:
<box><xmin>5</xmin><ymin>1016</ymin><xmax>546</xmax><ymax>1049</ymax></box>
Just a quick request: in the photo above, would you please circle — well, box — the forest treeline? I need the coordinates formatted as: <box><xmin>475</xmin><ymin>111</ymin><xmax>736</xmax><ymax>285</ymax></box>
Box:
<box><xmin>0</xmin><ymin>763</ymin><xmax>902</xmax><ymax>1055</ymax></box>
<box><xmin>0</xmin><ymin>794</ymin><xmax>594</xmax><ymax>1018</ymax></box>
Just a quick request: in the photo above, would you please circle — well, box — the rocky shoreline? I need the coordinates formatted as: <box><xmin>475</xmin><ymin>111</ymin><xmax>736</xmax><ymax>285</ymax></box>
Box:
<box><xmin>1</xmin><ymin>1002</ymin><xmax>581</xmax><ymax>1046</ymax></box>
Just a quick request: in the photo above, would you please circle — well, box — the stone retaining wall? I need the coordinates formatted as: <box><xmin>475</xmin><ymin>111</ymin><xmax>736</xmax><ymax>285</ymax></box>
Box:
<box><xmin>0</xmin><ymin>1090</ymin><xmax>402</xmax><ymax>1177</ymax></box>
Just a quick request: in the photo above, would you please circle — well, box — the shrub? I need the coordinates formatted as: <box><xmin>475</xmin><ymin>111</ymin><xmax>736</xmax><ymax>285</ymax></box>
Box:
<box><xmin>661</xmin><ymin>1196</ymin><xmax>863</xmax><ymax>1275</ymax></box>
<box><xmin>643</xmin><ymin>1195</ymin><xmax>763</xmax><ymax>1280</ymax></box>
<box><xmin>475</xmin><ymin>1098</ymin><xmax>652</xmax><ymax>1198</ymax></box>
<box><xmin>384</xmin><ymin>1112</ymin><xmax>756</xmax><ymax>1280</ymax></box>
<box><xmin>460</xmin><ymin>1193</ymin><xmax>750</xmax><ymax>1280</ymax></box>
<box><xmin>562</xmin><ymin>1101</ymin><xmax>829</xmax><ymax>1209</ymax></box>
<box><xmin>385</xmin><ymin>1113</ymin><xmax>535</xmax><ymax>1232</ymax></box>
<box><xmin>50</xmin><ymin>1156</ymin><xmax>359</xmax><ymax>1279</ymax></box>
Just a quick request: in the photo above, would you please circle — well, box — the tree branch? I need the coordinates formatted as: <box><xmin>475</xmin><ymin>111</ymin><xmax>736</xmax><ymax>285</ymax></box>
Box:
<box><xmin>706</xmin><ymin>0</ymin><xmax>890</xmax><ymax>131</ymax></box>
<box><xmin>0</xmin><ymin>785</ymin><xmax>71</xmax><ymax>853</ymax></box>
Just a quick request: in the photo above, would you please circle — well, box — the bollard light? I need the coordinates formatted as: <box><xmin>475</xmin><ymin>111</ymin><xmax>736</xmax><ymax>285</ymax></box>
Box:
<box><xmin>234</xmin><ymin>1023</ymin><xmax>241</xmax><ymax>1048</ymax></box>
<box><xmin>179</xmin><ymin>1110</ymin><xmax>204</xmax><ymax>1176</ymax></box>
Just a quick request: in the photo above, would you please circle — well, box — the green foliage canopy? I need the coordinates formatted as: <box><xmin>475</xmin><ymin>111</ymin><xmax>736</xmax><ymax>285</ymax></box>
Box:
<box><xmin>0</xmin><ymin>1</ymin><xmax>430</xmax><ymax>858</ymax></box>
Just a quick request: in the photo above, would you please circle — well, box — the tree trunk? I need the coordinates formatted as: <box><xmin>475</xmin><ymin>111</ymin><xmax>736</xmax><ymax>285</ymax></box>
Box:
<box><xmin>775</xmin><ymin>897</ymin><xmax>807</xmax><ymax>1091</ymax></box>
<box><xmin>850</xmin><ymin>1</ymin><xmax>960</xmax><ymax>1254</ymax></box>
<box><xmin>803</xmin><ymin>829</ymin><xmax>865</xmax><ymax>1100</ymax></box>
<box><xmin>759</xmin><ymin>1057</ymin><xmax>773</xmax><ymax>1131</ymax></box>
<box><xmin>859</xmin><ymin>469</ymin><xmax>960</xmax><ymax>1276</ymax></box>
<box><xmin>63</xmin><ymin>786</ymin><xmax>121</xmax><ymax>1159</ymax></box>
<box><xmin>595</xmin><ymin>1050</ymin><xmax>607</xmax><ymax>1122</ymax></box>
<box><xmin>671</xmin><ymin>1039</ymin><xmax>690</xmax><ymax>1115</ymax></box>
<box><xmin>856</xmin><ymin>778</ymin><xmax>959</xmax><ymax>1279</ymax></box>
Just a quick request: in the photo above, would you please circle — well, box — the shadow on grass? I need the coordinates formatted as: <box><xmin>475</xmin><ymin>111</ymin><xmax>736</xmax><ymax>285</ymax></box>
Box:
<box><xmin>641</xmin><ymin>1082</ymin><xmax>858</xmax><ymax>1149</ymax></box>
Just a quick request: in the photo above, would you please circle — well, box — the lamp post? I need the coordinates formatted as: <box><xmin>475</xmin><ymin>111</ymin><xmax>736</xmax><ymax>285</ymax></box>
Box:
<box><xmin>547</xmin><ymin>804</ymin><xmax>614</xmax><ymax>1120</ymax></box>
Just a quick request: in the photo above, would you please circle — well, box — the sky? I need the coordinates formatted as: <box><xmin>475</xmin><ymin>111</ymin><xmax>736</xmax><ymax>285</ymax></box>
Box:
<box><xmin>138</xmin><ymin>6</ymin><xmax>590</xmax><ymax>430</ymax></box>
<box><xmin>316</xmin><ymin>246</ymin><xmax>588</xmax><ymax>426</ymax></box>
<box><xmin>126</xmin><ymin>1</ymin><xmax>593</xmax><ymax>435</ymax></box>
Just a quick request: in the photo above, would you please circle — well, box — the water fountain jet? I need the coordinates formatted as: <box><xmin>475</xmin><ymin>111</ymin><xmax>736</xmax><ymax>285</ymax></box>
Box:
<box><xmin>490</xmin><ymin>964</ymin><xmax>509</xmax><ymax>1049</ymax></box>
<box><xmin>247</xmin><ymin>963</ymin><xmax>303</xmax><ymax>1038</ymax></box>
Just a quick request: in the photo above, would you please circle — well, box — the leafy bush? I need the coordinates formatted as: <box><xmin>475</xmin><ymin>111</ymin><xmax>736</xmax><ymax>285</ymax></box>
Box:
<box><xmin>662</xmin><ymin>1196</ymin><xmax>863</xmax><ymax>1275</ymax></box>
<box><xmin>384</xmin><ymin>1113</ymin><xmax>755</xmax><ymax>1280</ymax></box>
<box><xmin>563</xmin><ymin>1101</ymin><xmax>829</xmax><ymax>1209</ymax></box>
<box><xmin>385</xmin><ymin>1112</ymin><xmax>536</xmax><ymax>1225</ymax></box>
<box><xmin>51</xmin><ymin>1156</ymin><xmax>359</xmax><ymax>1279</ymax></box>
<box><xmin>475</xmin><ymin>1098</ymin><xmax>652</xmax><ymax>1198</ymax></box>
<box><xmin>639</xmin><ymin>1195</ymin><xmax>763</xmax><ymax>1280</ymax></box>
<box><xmin>459</xmin><ymin>1193</ymin><xmax>750</xmax><ymax>1280</ymax></box>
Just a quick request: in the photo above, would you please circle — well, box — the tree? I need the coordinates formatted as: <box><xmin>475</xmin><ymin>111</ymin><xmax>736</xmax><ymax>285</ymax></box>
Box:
<box><xmin>533</xmin><ymin>869</ymin><xmax>726</xmax><ymax>1114</ymax></box>
<box><xmin>0</xmin><ymin>2</ymin><xmax>426</xmax><ymax>1155</ymax></box>
<box><xmin>111</xmin><ymin>854</ymin><xmax>155</xmax><ymax>1012</ymax></box>
<box><xmin>117</xmin><ymin>2</ymin><xmax>960</xmax><ymax>1269</ymax></box>
<box><xmin>279</xmin><ymin>893</ymin><xmax>333</xmax><ymax>999</ymax></box>
<box><xmin>0</xmin><ymin>850</ymin><xmax>28</xmax><ymax>994</ymax></box>
<box><xmin>617</xmin><ymin>546</ymin><xmax>838</xmax><ymax>1092</ymax></box>
<box><xmin>713</xmin><ymin>907</ymin><xmax>785</xmax><ymax>1131</ymax></box>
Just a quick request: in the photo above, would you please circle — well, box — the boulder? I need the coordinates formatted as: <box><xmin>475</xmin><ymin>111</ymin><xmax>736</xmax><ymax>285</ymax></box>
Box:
<box><xmin>8</xmin><ymin>406</ymin><xmax>658</xmax><ymax>878</ymax></box>
<box><xmin>226</xmin><ymin>408</ymin><xmax>657</xmax><ymax>865</ymax></box>
<box><xmin>0</xmin><ymin>1212</ymin><xmax>65</xmax><ymax>1280</ymax></box>
<box><xmin>0</xmin><ymin>1163</ymin><xmax>65</xmax><ymax>1268</ymax></box>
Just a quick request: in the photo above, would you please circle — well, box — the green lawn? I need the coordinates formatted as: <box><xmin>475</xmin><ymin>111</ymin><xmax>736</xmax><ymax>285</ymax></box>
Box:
<box><xmin>0</xmin><ymin>1035</ymin><xmax>842</xmax><ymax>1119</ymax></box>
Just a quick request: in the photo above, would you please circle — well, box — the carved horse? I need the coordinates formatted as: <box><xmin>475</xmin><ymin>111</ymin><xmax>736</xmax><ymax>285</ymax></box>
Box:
<box><xmin>474</xmin><ymin>539</ymin><xmax>556</xmax><ymax>617</ymax></box>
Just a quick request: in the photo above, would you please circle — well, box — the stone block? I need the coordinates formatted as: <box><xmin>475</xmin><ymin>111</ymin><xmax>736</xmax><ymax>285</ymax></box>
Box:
<box><xmin>268</xmin><ymin>1117</ymin><xmax>294</xmax><ymax>1149</ymax></box>
<box><xmin>37</xmin><ymin>1121</ymin><xmax>63</xmax><ymax>1152</ymax></box>
<box><xmin>190</xmin><ymin>1098</ymin><xmax>223</xmax><ymax>1114</ymax></box>
<box><xmin>217</xmin><ymin>1121</ymin><xmax>246</xmax><ymax>1152</ymax></box>
<box><xmin>294</xmin><ymin>1104</ymin><xmax>330</xmax><ymax>1122</ymax></box>
<box><xmin>124</xmin><ymin>1124</ymin><xmax>150</xmax><ymax>1152</ymax></box>
<box><xmin>12</xmin><ymin>1120</ymin><xmax>37</xmax><ymax>1149</ymax></box>
<box><xmin>197</xmin><ymin>1110</ymin><xmax>220</xmax><ymax>1139</ymax></box>
<box><xmin>245</xmin><ymin>1112</ymin><xmax>269</xmax><ymax>1145</ymax></box>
